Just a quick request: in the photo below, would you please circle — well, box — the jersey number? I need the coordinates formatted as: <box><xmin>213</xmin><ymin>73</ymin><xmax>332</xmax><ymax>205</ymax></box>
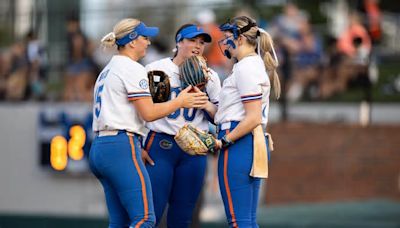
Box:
<box><xmin>94</xmin><ymin>70</ymin><xmax>110</xmax><ymax>118</ymax></box>
<box><xmin>167</xmin><ymin>87</ymin><xmax>197</xmax><ymax>121</ymax></box>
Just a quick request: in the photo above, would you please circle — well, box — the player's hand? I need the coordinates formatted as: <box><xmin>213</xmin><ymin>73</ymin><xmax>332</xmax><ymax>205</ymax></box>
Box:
<box><xmin>191</xmin><ymin>86</ymin><xmax>211</xmax><ymax>110</ymax></box>
<box><xmin>197</xmin><ymin>100</ymin><xmax>213</xmax><ymax>110</ymax></box>
<box><xmin>141</xmin><ymin>149</ymin><xmax>154</xmax><ymax>166</ymax></box>
<box><xmin>177</xmin><ymin>86</ymin><xmax>208</xmax><ymax>108</ymax></box>
<box><xmin>215</xmin><ymin>139</ymin><xmax>222</xmax><ymax>150</ymax></box>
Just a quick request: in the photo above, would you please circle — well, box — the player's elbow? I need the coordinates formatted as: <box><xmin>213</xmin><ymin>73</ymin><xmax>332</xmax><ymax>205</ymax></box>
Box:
<box><xmin>137</xmin><ymin>109</ymin><xmax>156</xmax><ymax>122</ymax></box>
<box><xmin>142</xmin><ymin>110</ymin><xmax>164</xmax><ymax>122</ymax></box>
<box><xmin>254</xmin><ymin>116</ymin><xmax>262</xmax><ymax>126</ymax></box>
<box><xmin>145</xmin><ymin>116</ymin><xmax>158</xmax><ymax>122</ymax></box>
<box><xmin>248</xmin><ymin>113</ymin><xmax>262</xmax><ymax>127</ymax></box>
<box><xmin>141</xmin><ymin>113</ymin><xmax>157</xmax><ymax>122</ymax></box>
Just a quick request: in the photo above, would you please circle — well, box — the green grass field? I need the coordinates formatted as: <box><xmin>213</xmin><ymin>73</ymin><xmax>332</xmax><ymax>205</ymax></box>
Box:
<box><xmin>1</xmin><ymin>199</ymin><xmax>399</xmax><ymax>228</ymax></box>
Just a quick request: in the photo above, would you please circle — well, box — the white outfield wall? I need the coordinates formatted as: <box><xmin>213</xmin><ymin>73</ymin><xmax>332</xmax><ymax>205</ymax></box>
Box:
<box><xmin>0</xmin><ymin>103</ymin><xmax>106</xmax><ymax>217</ymax></box>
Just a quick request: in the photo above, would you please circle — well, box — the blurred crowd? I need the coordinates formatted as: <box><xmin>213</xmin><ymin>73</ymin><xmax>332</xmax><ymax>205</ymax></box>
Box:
<box><xmin>196</xmin><ymin>0</ymin><xmax>381</xmax><ymax>103</ymax></box>
<box><xmin>273</xmin><ymin>1</ymin><xmax>379</xmax><ymax>102</ymax></box>
<box><xmin>0</xmin><ymin>15</ymin><xmax>101</xmax><ymax>102</ymax></box>
<box><xmin>0</xmin><ymin>30</ymin><xmax>48</xmax><ymax>101</ymax></box>
<box><xmin>0</xmin><ymin>0</ymin><xmax>384</xmax><ymax>103</ymax></box>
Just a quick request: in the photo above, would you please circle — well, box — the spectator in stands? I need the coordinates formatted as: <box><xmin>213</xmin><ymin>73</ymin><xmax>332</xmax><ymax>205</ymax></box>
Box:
<box><xmin>63</xmin><ymin>15</ymin><xmax>98</xmax><ymax>102</ymax></box>
<box><xmin>357</xmin><ymin>0</ymin><xmax>382</xmax><ymax>45</ymax></box>
<box><xmin>5</xmin><ymin>41</ymin><xmax>30</xmax><ymax>101</ymax></box>
<box><xmin>25</xmin><ymin>30</ymin><xmax>47</xmax><ymax>101</ymax></box>
<box><xmin>270</xmin><ymin>2</ymin><xmax>308</xmax><ymax>56</ymax></box>
<box><xmin>287</xmin><ymin>19</ymin><xmax>323</xmax><ymax>101</ymax></box>
<box><xmin>337</xmin><ymin>12</ymin><xmax>371</xmax><ymax>58</ymax></box>
<box><xmin>269</xmin><ymin>2</ymin><xmax>309</xmax><ymax>103</ymax></box>
<box><xmin>319</xmin><ymin>12</ymin><xmax>372</xmax><ymax>99</ymax></box>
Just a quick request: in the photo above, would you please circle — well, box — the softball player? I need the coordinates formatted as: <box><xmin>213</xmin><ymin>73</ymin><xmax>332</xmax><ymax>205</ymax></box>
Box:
<box><xmin>89</xmin><ymin>18</ymin><xmax>208</xmax><ymax>228</ymax></box>
<box><xmin>142</xmin><ymin>24</ymin><xmax>221</xmax><ymax>227</ymax></box>
<box><xmin>215</xmin><ymin>16</ymin><xmax>281</xmax><ymax>227</ymax></box>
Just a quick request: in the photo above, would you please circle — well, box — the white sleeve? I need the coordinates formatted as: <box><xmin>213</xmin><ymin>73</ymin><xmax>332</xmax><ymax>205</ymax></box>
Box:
<box><xmin>205</xmin><ymin>69</ymin><xmax>221</xmax><ymax>105</ymax></box>
<box><xmin>145</xmin><ymin>62</ymin><xmax>155</xmax><ymax>72</ymax></box>
<box><xmin>235</xmin><ymin>66</ymin><xmax>263</xmax><ymax>103</ymax></box>
<box><xmin>145</xmin><ymin>59</ymin><xmax>164</xmax><ymax>72</ymax></box>
<box><xmin>124</xmin><ymin>65</ymin><xmax>151</xmax><ymax>101</ymax></box>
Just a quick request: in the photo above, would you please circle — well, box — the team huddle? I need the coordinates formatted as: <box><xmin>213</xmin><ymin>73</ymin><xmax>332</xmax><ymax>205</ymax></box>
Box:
<box><xmin>89</xmin><ymin>16</ymin><xmax>280</xmax><ymax>228</ymax></box>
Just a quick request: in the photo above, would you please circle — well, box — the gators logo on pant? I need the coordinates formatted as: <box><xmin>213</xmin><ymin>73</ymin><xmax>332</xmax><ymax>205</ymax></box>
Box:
<box><xmin>159</xmin><ymin>139</ymin><xmax>173</xmax><ymax>149</ymax></box>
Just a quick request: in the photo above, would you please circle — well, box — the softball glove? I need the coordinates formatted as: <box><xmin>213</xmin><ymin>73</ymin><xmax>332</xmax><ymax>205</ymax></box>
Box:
<box><xmin>179</xmin><ymin>56</ymin><xmax>210</xmax><ymax>91</ymax></box>
<box><xmin>175</xmin><ymin>124</ymin><xmax>217</xmax><ymax>156</ymax></box>
<box><xmin>147</xmin><ymin>70</ymin><xmax>171</xmax><ymax>103</ymax></box>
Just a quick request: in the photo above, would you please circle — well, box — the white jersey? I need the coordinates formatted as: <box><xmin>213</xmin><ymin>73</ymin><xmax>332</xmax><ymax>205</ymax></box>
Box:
<box><xmin>215</xmin><ymin>55</ymin><xmax>271</xmax><ymax>128</ymax></box>
<box><xmin>145</xmin><ymin>57</ymin><xmax>221</xmax><ymax>135</ymax></box>
<box><xmin>92</xmin><ymin>55</ymin><xmax>151</xmax><ymax>136</ymax></box>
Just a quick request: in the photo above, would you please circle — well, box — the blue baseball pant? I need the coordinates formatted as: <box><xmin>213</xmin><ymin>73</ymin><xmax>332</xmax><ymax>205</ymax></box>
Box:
<box><xmin>144</xmin><ymin>131</ymin><xmax>207</xmax><ymax>228</ymax></box>
<box><xmin>218</xmin><ymin>122</ymin><xmax>270</xmax><ymax>228</ymax></box>
<box><xmin>89</xmin><ymin>131</ymin><xmax>155</xmax><ymax>228</ymax></box>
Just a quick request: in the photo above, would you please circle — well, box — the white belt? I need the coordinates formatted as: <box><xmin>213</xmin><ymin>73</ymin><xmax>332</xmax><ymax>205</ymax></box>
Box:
<box><xmin>220</xmin><ymin>122</ymin><xmax>232</xmax><ymax>131</ymax></box>
<box><xmin>97</xmin><ymin>130</ymin><xmax>137</xmax><ymax>137</ymax></box>
<box><xmin>97</xmin><ymin>130</ymin><xmax>119</xmax><ymax>137</ymax></box>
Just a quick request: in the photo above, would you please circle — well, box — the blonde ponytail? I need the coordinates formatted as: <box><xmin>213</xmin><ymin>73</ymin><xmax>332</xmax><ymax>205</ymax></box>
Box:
<box><xmin>259</xmin><ymin>30</ymin><xmax>281</xmax><ymax>99</ymax></box>
<box><xmin>230</xmin><ymin>16</ymin><xmax>281</xmax><ymax>99</ymax></box>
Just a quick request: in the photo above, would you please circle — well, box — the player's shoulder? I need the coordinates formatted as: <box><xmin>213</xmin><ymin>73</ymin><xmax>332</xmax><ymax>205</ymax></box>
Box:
<box><xmin>237</xmin><ymin>55</ymin><xmax>262</xmax><ymax>70</ymax></box>
<box><xmin>235</xmin><ymin>55</ymin><xmax>267</xmax><ymax>78</ymax></box>
<box><xmin>111</xmin><ymin>55</ymin><xmax>146</xmax><ymax>78</ymax></box>
<box><xmin>112</xmin><ymin>55</ymin><xmax>143</xmax><ymax>68</ymax></box>
<box><xmin>145</xmin><ymin>57</ymin><xmax>173</xmax><ymax>71</ymax></box>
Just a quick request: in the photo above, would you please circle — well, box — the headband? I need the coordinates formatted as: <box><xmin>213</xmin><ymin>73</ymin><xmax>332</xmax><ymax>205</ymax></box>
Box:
<box><xmin>115</xmin><ymin>22</ymin><xmax>159</xmax><ymax>46</ymax></box>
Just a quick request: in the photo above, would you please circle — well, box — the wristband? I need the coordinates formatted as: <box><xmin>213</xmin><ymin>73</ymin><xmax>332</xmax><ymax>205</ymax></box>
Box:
<box><xmin>221</xmin><ymin>135</ymin><xmax>234</xmax><ymax>148</ymax></box>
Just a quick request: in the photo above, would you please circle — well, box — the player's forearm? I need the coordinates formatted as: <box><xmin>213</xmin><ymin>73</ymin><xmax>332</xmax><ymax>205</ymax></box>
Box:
<box><xmin>143</xmin><ymin>99</ymin><xmax>182</xmax><ymax>122</ymax></box>
<box><xmin>203</xmin><ymin>101</ymin><xmax>217</xmax><ymax>119</ymax></box>
<box><xmin>225</xmin><ymin>113</ymin><xmax>261</xmax><ymax>142</ymax></box>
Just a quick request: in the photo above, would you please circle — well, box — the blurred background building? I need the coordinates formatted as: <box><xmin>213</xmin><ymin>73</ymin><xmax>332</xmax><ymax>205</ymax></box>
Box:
<box><xmin>0</xmin><ymin>0</ymin><xmax>399</xmax><ymax>227</ymax></box>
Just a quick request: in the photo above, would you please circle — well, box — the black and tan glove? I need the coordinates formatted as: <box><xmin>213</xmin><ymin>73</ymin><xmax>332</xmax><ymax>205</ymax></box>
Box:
<box><xmin>147</xmin><ymin>70</ymin><xmax>171</xmax><ymax>103</ymax></box>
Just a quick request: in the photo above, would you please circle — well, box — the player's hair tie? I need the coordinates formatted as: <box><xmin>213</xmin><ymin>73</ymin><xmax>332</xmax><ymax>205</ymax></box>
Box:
<box><xmin>101</xmin><ymin>32</ymin><xmax>116</xmax><ymax>43</ymax></box>
<box><xmin>258</xmin><ymin>28</ymin><xmax>267</xmax><ymax>35</ymax></box>
<box><xmin>257</xmin><ymin>28</ymin><xmax>279</xmax><ymax>65</ymax></box>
